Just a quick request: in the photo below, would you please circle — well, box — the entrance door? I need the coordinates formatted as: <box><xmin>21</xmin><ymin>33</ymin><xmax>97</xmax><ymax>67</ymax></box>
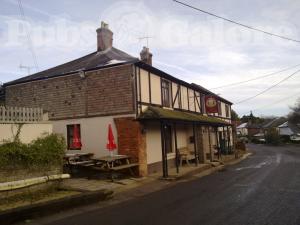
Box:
<box><xmin>219</xmin><ymin>131</ymin><xmax>225</xmax><ymax>153</ymax></box>
<box><xmin>164</xmin><ymin>125</ymin><xmax>173</xmax><ymax>154</ymax></box>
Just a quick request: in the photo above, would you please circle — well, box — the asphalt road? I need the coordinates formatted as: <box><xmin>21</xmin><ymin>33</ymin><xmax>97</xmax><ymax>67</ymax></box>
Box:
<box><xmin>34</xmin><ymin>144</ymin><xmax>300</xmax><ymax>225</ymax></box>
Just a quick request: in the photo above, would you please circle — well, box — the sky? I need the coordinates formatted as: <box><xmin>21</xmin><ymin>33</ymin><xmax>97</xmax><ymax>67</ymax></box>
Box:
<box><xmin>1</xmin><ymin>0</ymin><xmax>300</xmax><ymax>117</ymax></box>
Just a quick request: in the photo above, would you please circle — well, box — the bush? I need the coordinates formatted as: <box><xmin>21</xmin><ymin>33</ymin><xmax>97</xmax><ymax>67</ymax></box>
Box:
<box><xmin>265</xmin><ymin>128</ymin><xmax>281</xmax><ymax>145</ymax></box>
<box><xmin>0</xmin><ymin>134</ymin><xmax>66</xmax><ymax>170</ymax></box>
<box><xmin>251</xmin><ymin>138</ymin><xmax>261</xmax><ymax>144</ymax></box>
<box><xmin>280</xmin><ymin>135</ymin><xmax>291</xmax><ymax>143</ymax></box>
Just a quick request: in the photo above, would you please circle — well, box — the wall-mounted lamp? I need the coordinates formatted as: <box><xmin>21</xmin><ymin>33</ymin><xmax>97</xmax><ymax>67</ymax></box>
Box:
<box><xmin>79</xmin><ymin>71</ymin><xmax>85</xmax><ymax>78</ymax></box>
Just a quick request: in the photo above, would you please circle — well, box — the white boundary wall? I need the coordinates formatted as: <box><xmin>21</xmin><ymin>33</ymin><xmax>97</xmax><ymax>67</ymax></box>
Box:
<box><xmin>0</xmin><ymin>123</ymin><xmax>53</xmax><ymax>144</ymax></box>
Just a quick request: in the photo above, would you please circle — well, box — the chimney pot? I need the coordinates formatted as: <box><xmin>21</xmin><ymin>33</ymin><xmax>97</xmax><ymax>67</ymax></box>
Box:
<box><xmin>96</xmin><ymin>21</ymin><xmax>113</xmax><ymax>51</ymax></box>
<box><xmin>140</xmin><ymin>46</ymin><xmax>153</xmax><ymax>65</ymax></box>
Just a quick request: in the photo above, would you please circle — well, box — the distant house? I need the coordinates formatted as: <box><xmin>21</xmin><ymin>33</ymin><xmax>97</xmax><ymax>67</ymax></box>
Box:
<box><xmin>3</xmin><ymin>22</ymin><xmax>233</xmax><ymax>177</ymax></box>
<box><xmin>262</xmin><ymin>117</ymin><xmax>287</xmax><ymax>134</ymax></box>
<box><xmin>278</xmin><ymin>121</ymin><xmax>300</xmax><ymax>141</ymax></box>
<box><xmin>247</xmin><ymin>123</ymin><xmax>261</xmax><ymax>137</ymax></box>
<box><xmin>236</xmin><ymin>122</ymin><xmax>261</xmax><ymax>137</ymax></box>
<box><xmin>236</xmin><ymin>122</ymin><xmax>248</xmax><ymax>136</ymax></box>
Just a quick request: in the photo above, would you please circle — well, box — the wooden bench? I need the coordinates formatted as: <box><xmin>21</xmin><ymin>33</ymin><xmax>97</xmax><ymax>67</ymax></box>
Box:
<box><xmin>110</xmin><ymin>163</ymin><xmax>139</xmax><ymax>171</ymax></box>
<box><xmin>110</xmin><ymin>163</ymin><xmax>139</xmax><ymax>181</ymax></box>
<box><xmin>69</xmin><ymin>160</ymin><xmax>94</xmax><ymax>166</ymax></box>
<box><xmin>178</xmin><ymin>147</ymin><xmax>195</xmax><ymax>166</ymax></box>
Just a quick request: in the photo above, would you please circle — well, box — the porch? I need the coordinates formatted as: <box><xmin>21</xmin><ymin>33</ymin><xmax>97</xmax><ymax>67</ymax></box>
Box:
<box><xmin>139</xmin><ymin>106</ymin><xmax>233</xmax><ymax>178</ymax></box>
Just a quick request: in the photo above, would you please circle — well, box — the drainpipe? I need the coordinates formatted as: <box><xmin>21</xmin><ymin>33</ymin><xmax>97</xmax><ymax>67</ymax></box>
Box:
<box><xmin>160</xmin><ymin>121</ymin><xmax>168</xmax><ymax>178</ymax></box>
<box><xmin>174</xmin><ymin>122</ymin><xmax>179</xmax><ymax>174</ymax></box>
<box><xmin>193</xmin><ymin>123</ymin><xmax>198</xmax><ymax>166</ymax></box>
<box><xmin>208</xmin><ymin>126</ymin><xmax>213</xmax><ymax>162</ymax></box>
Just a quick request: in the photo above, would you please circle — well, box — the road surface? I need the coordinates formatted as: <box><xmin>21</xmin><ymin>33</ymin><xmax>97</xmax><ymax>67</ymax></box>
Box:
<box><xmin>31</xmin><ymin>144</ymin><xmax>300</xmax><ymax>225</ymax></box>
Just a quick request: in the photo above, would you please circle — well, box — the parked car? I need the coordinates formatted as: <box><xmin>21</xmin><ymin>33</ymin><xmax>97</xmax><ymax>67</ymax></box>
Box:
<box><xmin>258</xmin><ymin>138</ymin><xmax>266</xmax><ymax>143</ymax></box>
<box><xmin>290</xmin><ymin>134</ymin><xmax>300</xmax><ymax>142</ymax></box>
<box><xmin>238</xmin><ymin>137</ymin><xmax>249</xmax><ymax>143</ymax></box>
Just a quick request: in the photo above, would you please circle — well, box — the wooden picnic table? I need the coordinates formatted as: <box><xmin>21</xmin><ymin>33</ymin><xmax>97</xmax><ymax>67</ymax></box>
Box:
<box><xmin>64</xmin><ymin>153</ymin><xmax>138</xmax><ymax>181</ymax></box>
<box><xmin>92</xmin><ymin>155</ymin><xmax>138</xmax><ymax>181</ymax></box>
<box><xmin>93</xmin><ymin>155</ymin><xmax>130</xmax><ymax>169</ymax></box>
<box><xmin>64</xmin><ymin>152</ymin><xmax>94</xmax><ymax>166</ymax></box>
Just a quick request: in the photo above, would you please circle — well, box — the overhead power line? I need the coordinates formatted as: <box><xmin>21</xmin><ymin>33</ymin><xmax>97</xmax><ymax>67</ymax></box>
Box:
<box><xmin>240</xmin><ymin>91</ymin><xmax>300</xmax><ymax>115</ymax></box>
<box><xmin>17</xmin><ymin>0</ymin><xmax>39</xmax><ymax>72</ymax></box>
<box><xmin>210</xmin><ymin>63</ymin><xmax>300</xmax><ymax>90</ymax></box>
<box><xmin>235</xmin><ymin>69</ymin><xmax>300</xmax><ymax>104</ymax></box>
<box><xmin>173</xmin><ymin>0</ymin><xmax>300</xmax><ymax>44</ymax></box>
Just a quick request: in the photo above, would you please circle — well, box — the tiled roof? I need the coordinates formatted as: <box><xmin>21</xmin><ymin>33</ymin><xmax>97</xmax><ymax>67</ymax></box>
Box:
<box><xmin>4</xmin><ymin>46</ymin><xmax>233</xmax><ymax>106</ymax></box>
<box><xmin>263</xmin><ymin>117</ymin><xmax>287</xmax><ymax>129</ymax></box>
<box><xmin>247</xmin><ymin>123</ymin><xmax>261</xmax><ymax>129</ymax></box>
<box><xmin>5</xmin><ymin>47</ymin><xmax>139</xmax><ymax>86</ymax></box>
<box><xmin>237</xmin><ymin>122</ymin><xmax>247</xmax><ymax>129</ymax></box>
<box><xmin>138</xmin><ymin>106</ymin><xmax>231</xmax><ymax>126</ymax></box>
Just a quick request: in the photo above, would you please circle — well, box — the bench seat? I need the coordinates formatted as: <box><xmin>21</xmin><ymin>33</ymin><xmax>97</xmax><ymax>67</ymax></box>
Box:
<box><xmin>69</xmin><ymin>160</ymin><xmax>94</xmax><ymax>165</ymax></box>
<box><xmin>178</xmin><ymin>147</ymin><xmax>195</xmax><ymax>166</ymax></box>
<box><xmin>110</xmin><ymin>163</ymin><xmax>139</xmax><ymax>171</ymax></box>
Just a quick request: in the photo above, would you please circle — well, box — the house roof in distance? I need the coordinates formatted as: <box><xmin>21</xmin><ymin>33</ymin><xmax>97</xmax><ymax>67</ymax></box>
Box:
<box><xmin>5</xmin><ymin>47</ymin><xmax>139</xmax><ymax>86</ymax></box>
<box><xmin>263</xmin><ymin>117</ymin><xmax>287</xmax><ymax>129</ymax></box>
<box><xmin>237</xmin><ymin>122</ymin><xmax>247</xmax><ymax>129</ymax></box>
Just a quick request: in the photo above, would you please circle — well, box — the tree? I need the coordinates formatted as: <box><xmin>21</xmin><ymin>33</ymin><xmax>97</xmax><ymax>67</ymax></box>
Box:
<box><xmin>265</xmin><ymin>128</ymin><xmax>281</xmax><ymax>145</ymax></box>
<box><xmin>240</xmin><ymin>111</ymin><xmax>264</xmax><ymax>124</ymax></box>
<box><xmin>288</xmin><ymin>98</ymin><xmax>300</xmax><ymax>124</ymax></box>
<box><xmin>231</xmin><ymin>109</ymin><xmax>239</xmax><ymax>121</ymax></box>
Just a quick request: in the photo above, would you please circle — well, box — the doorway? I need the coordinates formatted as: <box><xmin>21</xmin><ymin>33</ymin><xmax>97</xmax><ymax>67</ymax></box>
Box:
<box><xmin>164</xmin><ymin>124</ymin><xmax>172</xmax><ymax>154</ymax></box>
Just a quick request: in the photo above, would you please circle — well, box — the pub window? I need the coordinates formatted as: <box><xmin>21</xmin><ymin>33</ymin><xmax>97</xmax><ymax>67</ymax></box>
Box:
<box><xmin>67</xmin><ymin>124</ymin><xmax>82</xmax><ymax>150</ymax></box>
<box><xmin>225</xmin><ymin>105</ymin><xmax>230</xmax><ymax>117</ymax></box>
<box><xmin>218</xmin><ymin>101</ymin><xmax>222</xmax><ymax>116</ymax></box>
<box><xmin>201</xmin><ymin>94</ymin><xmax>206</xmax><ymax>114</ymax></box>
<box><xmin>162</xmin><ymin>79</ymin><xmax>171</xmax><ymax>107</ymax></box>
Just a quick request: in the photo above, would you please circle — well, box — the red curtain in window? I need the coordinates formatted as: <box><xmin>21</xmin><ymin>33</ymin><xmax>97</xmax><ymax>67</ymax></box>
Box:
<box><xmin>71</xmin><ymin>124</ymin><xmax>82</xmax><ymax>149</ymax></box>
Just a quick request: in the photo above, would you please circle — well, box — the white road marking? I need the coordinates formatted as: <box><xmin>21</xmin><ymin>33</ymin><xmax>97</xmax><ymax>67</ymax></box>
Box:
<box><xmin>235</xmin><ymin>159</ymin><xmax>273</xmax><ymax>171</ymax></box>
<box><xmin>276</xmin><ymin>154</ymin><xmax>282</xmax><ymax>164</ymax></box>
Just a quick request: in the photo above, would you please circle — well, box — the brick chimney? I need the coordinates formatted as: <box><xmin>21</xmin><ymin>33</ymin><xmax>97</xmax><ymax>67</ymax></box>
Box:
<box><xmin>96</xmin><ymin>21</ymin><xmax>113</xmax><ymax>51</ymax></box>
<box><xmin>140</xmin><ymin>47</ymin><xmax>152</xmax><ymax>65</ymax></box>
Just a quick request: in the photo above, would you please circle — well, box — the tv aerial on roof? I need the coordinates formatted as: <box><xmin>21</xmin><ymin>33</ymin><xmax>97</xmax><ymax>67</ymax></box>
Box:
<box><xmin>138</xmin><ymin>36</ymin><xmax>154</xmax><ymax>48</ymax></box>
<box><xmin>19</xmin><ymin>63</ymin><xmax>34</xmax><ymax>75</ymax></box>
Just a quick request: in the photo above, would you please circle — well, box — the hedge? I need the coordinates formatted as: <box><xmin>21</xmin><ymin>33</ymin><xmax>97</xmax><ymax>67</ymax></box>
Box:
<box><xmin>265</xmin><ymin>128</ymin><xmax>281</xmax><ymax>145</ymax></box>
<box><xmin>0</xmin><ymin>134</ymin><xmax>66</xmax><ymax>170</ymax></box>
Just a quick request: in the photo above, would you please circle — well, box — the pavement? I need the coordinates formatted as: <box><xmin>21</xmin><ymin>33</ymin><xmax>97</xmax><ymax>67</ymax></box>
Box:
<box><xmin>21</xmin><ymin>144</ymin><xmax>300</xmax><ymax>225</ymax></box>
<box><xmin>60</xmin><ymin>152</ymin><xmax>243</xmax><ymax>193</ymax></box>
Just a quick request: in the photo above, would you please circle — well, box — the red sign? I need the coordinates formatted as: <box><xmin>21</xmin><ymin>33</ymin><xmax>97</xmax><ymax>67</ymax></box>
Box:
<box><xmin>205</xmin><ymin>96</ymin><xmax>218</xmax><ymax>113</ymax></box>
